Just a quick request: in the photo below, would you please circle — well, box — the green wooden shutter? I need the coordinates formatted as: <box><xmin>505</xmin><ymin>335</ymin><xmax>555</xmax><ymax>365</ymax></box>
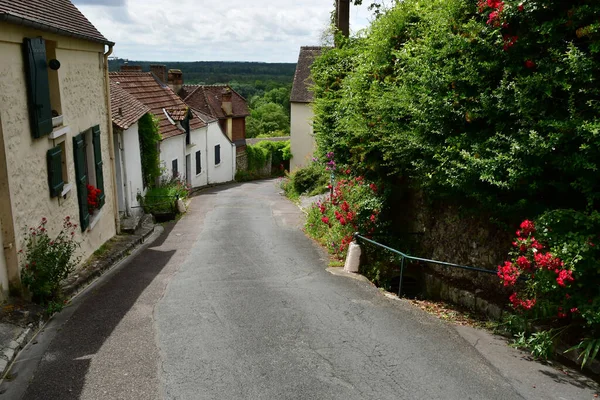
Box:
<box><xmin>23</xmin><ymin>38</ymin><xmax>53</xmax><ymax>138</ymax></box>
<box><xmin>47</xmin><ymin>145</ymin><xmax>64</xmax><ymax>197</ymax></box>
<box><xmin>92</xmin><ymin>125</ymin><xmax>105</xmax><ymax>208</ymax></box>
<box><xmin>73</xmin><ymin>133</ymin><xmax>89</xmax><ymax>231</ymax></box>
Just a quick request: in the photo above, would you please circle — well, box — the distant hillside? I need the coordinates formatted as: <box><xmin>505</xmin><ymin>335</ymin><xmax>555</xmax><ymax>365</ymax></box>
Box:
<box><xmin>108</xmin><ymin>59</ymin><xmax>296</xmax><ymax>86</ymax></box>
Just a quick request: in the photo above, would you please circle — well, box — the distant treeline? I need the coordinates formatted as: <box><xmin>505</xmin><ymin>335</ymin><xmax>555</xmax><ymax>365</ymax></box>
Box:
<box><xmin>108</xmin><ymin>58</ymin><xmax>296</xmax><ymax>88</ymax></box>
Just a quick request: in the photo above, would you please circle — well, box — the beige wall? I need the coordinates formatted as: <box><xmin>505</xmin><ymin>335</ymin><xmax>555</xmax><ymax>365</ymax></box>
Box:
<box><xmin>0</xmin><ymin>24</ymin><xmax>116</xmax><ymax>293</ymax></box>
<box><xmin>290</xmin><ymin>102</ymin><xmax>316</xmax><ymax>171</ymax></box>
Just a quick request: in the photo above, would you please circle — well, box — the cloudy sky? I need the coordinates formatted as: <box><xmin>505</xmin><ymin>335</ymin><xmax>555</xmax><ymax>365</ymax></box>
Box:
<box><xmin>72</xmin><ymin>0</ymin><xmax>376</xmax><ymax>63</ymax></box>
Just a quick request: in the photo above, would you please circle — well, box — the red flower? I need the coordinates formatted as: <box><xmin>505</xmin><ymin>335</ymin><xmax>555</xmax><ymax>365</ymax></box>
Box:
<box><xmin>339</xmin><ymin>217</ymin><xmax>347</xmax><ymax>226</ymax></box>
<box><xmin>525</xmin><ymin>60</ymin><xmax>536</xmax><ymax>69</ymax></box>
<box><xmin>370</xmin><ymin>214</ymin><xmax>376</xmax><ymax>223</ymax></box>
<box><xmin>321</xmin><ymin>216</ymin><xmax>330</xmax><ymax>225</ymax></box>
<box><xmin>369</xmin><ymin>183</ymin><xmax>377</xmax><ymax>192</ymax></box>
<box><xmin>518</xmin><ymin>3</ymin><xmax>524</xmax><ymax>11</ymax></box>
<box><xmin>534</xmin><ymin>252</ymin><xmax>563</xmax><ymax>270</ymax></box>
<box><xmin>341</xmin><ymin>201</ymin><xmax>350</xmax><ymax>212</ymax></box>
<box><xmin>498</xmin><ymin>261</ymin><xmax>520</xmax><ymax>286</ymax></box>
<box><xmin>556</xmin><ymin>269</ymin><xmax>574</xmax><ymax>287</ymax></box>
<box><xmin>519</xmin><ymin>220</ymin><xmax>535</xmax><ymax>236</ymax></box>
<box><xmin>516</xmin><ymin>256</ymin><xmax>531</xmax><ymax>271</ymax></box>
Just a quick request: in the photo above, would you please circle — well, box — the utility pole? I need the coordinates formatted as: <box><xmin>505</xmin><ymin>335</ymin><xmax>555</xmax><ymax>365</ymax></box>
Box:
<box><xmin>336</xmin><ymin>0</ymin><xmax>350</xmax><ymax>39</ymax></box>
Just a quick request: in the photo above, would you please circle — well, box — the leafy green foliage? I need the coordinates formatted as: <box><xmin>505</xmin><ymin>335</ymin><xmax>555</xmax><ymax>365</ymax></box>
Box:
<box><xmin>245</xmin><ymin>140</ymin><xmax>291</xmax><ymax>178</ymax></box>
<box><xmin>20</xmin><ymin>217</ymin><xmax>80</xmax><ymax>304</ymax></box>
<box><xmin>246</xmin><ymin>87</ymin><xmax>291</xmax><ymax>138</ymax></box>
<box><xmin>287</xmin><ymin>162</ymin><xmax>329</xmax><ymax>196</ymax></box>
<box><xmin>138</xmin><ymin>113</ymin><xmax>162</xmax><ymax>188</ymax></box>
<box><xmin>312</xmin><ymin>0</ymin><xmax>600</xmax><ymax>218</ymax></box>
<box><xmin>141</xmin><ymin>175</ymin><xmax>190</xmax><ymax>215</ymax></box>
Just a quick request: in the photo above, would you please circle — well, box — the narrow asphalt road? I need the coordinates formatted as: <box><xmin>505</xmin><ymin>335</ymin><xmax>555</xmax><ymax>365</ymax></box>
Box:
<box><xmin>4</xmin><ymin>180</ymin><xmax>598</xmax><ymax>399</ymax></box>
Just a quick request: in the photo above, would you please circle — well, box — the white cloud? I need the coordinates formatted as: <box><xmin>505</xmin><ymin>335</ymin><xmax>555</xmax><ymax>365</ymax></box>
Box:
<box><xmin>73</xmin><ymin>0</ymin><xmax>375</xmax><ymax>62</ymax></box>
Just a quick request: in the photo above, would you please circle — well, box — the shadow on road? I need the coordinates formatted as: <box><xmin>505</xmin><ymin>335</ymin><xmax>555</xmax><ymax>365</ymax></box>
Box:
<box><xmin>21</xmin><ymin>222</ymin><xmax>179</xmax><ymax>399</ymax></box>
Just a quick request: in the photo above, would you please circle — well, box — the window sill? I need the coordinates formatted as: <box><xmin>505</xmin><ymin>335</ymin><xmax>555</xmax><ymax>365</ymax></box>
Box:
<box><xmin>186</xmin><ymin>143</ymin><xmax>196</xmax><ymax>148</ymax></box>
<box><xmin>61</xmin><ymin>183</ymin><xmax>73</xmax><ymax>197</ymax></box>
<box><xmin>215</xmin><ymin>163</ymin><xmax>221</xmax><ymax>168</ymax></box>
<box><xmin>49</xmin><ymin>125</ymin><xmax>70</xmax><ymax>140</ymax></box>
<box><xmin>88</xmin><ymin>208</ymin><xmax>104</xmax><ymax>231</ymax></box>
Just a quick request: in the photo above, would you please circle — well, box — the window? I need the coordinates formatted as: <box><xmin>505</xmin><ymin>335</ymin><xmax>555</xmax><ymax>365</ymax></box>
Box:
<box><xmin>172</xmin><ymin>159</ymin><xmax>178</xmax><ymax>178</ymax></box>
<box><xmin>215</xmin><ymin>144</ymin><xmax>221</xmax><ymax>165</ymax></box>
<box><xmin>47</xmin><ymin>145</ymin><xmax>64</xmax><ymax>197</ymax></box>
<box><xmin>195</xmin><ymin>151</ymin><xmax>202</xmax><ymax>175</ymax></box>
<box><xmin>46</xmin><ymin>140</ymin><xmax>69</xmax><ymax>198</ymax></box>
<box><xmin>73</xmin><ymin>125</ymin><xmax>105</xmax><ymax>231</ymax></box>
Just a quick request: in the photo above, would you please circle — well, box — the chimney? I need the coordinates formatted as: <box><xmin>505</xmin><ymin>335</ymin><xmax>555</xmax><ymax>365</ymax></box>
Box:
<box><xmin>221</xmin><ymin>88</ymin><xmax>233</xmax><ymax>116</ymax></box>
<box><xmin>120</xmin><ymin>64</ymin><xmax>143</xmax><ymax>72</ymax></box>
<box><xmin>167</xmin><ymin>69</ymin><xmax>183</xmax><ymax>94</ymax></box>
<box><xmin>150</xmin><ymin>64</ymin><xmax>167</xmax><ymax>83</ymax></box>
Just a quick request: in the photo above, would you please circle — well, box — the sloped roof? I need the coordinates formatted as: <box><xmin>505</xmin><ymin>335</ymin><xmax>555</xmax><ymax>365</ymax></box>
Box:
<box><xmin>0</xmin><ymin>0</ymin><xmax>113</xmax><ymax>45</ymax></box>
<box><xmin>182</xmin><ymin>85</ymin><xmax>250</xmax><ymax>119</ymax></box>
<box><xmin>110</xmin><ymin>81</ymin><xmax>150</xmax><ymax>130</ymax></box>
<box><xmin>109</xmin><ymin>72</ymin><xmax>206</xmax><ymax>139</ymax></box>
<box><xmin>291</xmin><ymin>46</ymin><xmax>325</xmax><ymax>103</ymax></box>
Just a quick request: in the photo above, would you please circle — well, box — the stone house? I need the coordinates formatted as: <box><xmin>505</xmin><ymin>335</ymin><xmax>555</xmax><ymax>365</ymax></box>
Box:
<box><xmin>0</xmin><ymin>0</ymin><xmax>118</xmax><ymax>298</ymax></box>
<box><xmin>179</xmin><ymin>84</ymin><xmax>250</xmax><ymax>171</ymax></box>
<box><xmin>110</xmin><ymin>69</ymin><xmax>236</xmax><ymax>188</ymax></box>
<box><xmin>290</xmin><ymin>46</ymin><xmax>324</xmax><ymax>171</ymax></box>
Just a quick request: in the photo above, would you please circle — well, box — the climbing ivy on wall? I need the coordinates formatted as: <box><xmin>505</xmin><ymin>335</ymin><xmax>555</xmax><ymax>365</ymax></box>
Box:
<box><xmin>138</xmin><ymin>113</ymin><xmax>161</xmax><ymax>188</ymax></box>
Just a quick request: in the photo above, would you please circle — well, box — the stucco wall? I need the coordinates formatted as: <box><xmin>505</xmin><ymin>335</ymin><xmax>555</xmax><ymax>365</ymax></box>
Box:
<box><xmin>121</xmin><ymin>122</ymin><xmax>145</xmax><ymax>213</ymax></box>
<box><xmin>206</xmin><ymin>122</ymin><xmax>235</xmax><ymax>184</ymax></box>
<box><xmin>160</xmin><ymin>135</ymin><xmax>184</xmax><ymax>180</ymax></box>
<box><xmin>290</xmin><ymin>102</ymin><xmax>316</xmax><ymax>171</ymax></box>
<box><xmin>0</xmin><ymin>24</ymin><xmax>117</xmax><ymax>288</ymax></box>
<box><xmin>186</xmin><ymin>127</ymin><xmax>208</xmax><ymax>188</ymax></box>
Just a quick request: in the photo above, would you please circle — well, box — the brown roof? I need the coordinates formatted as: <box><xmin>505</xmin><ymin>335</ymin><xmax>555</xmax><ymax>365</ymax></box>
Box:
<box><xmin>182</xmin><ymin>85</ymin><xmax>250</xmax><ymax>119</ymax></box>
<box><xmin>110</xmin><ymin>81</ymin><xmax>150</xmax><ymax>130</ymax></box>
<box><xmin>109</xmin><ymin>72</ymin><xmax>206</xmax><ymax>139</ymax></box>
<box><xmin>291</xmin><ymin>46</ymin><xmax>326</xmax><ymax>103</ymax></box>
<box><xmin>0</xmin><ymin>0</ymin><xmax>113</xmax><ymax>45</ymax></box>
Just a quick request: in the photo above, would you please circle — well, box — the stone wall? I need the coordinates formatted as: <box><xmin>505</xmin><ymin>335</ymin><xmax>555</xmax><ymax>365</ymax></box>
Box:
<box><xmin>236</xmin><ymin>150</ymin><xmax>248</xmax><ymax>172</ymax></box>
<box><xmin>391</xmin><ymin>188</ymin><xmax>512</xmax><ymax>302</ymax></box>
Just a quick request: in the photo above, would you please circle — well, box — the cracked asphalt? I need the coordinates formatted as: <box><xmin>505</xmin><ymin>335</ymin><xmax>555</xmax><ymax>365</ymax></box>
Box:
<box><xmin>5</xmin><ymin>180</ymin><xmax>599</xmax><ymax>399</ymax></box>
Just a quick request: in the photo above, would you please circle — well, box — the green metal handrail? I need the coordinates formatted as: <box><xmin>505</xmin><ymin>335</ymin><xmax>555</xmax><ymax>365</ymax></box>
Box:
<box><xmin>353</xmin><ymin>233</ymin><xmax>498</xmax><ymax>297</ymax></box>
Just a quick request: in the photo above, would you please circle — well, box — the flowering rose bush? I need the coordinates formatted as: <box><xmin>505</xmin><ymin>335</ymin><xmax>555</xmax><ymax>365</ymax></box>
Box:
<box><xmin>499</xmin><ymin>211</ymin><xmax>600</xmax><ymax>365</ymax></box>
<box><xmin>20</xmin><ymin>217</ymin><xmax>80</xmax><ymax>304</ymax></box>
<box><xmin>306</xmin><ymin>168</ymin><xmax>383</xmax><ymax>259</ymax></box>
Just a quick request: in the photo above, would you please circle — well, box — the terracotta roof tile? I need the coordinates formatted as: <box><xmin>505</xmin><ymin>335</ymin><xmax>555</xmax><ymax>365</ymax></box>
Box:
<box><xmin>0</xmin><ymin>0</ymin><xmax>113</xmax><ymax>45</ymax></box>
<box><xmin>182</xmin><ymin>85</ymin><xmax>250</xmax><ymax>119</ymax></box>
<box><xmin>291</xmin><ymin>46</ymin><xmax>327</xmax><ymax>103</ymax></box>
<box><xmin>109</xmin><ymin>72</ymin><xmax>206</xmax><ymax>139</ymax></box>
<box><xmin>110</xmin><ymin>81</ymin><xmax>150</xmax><ymax>130</ymax></box>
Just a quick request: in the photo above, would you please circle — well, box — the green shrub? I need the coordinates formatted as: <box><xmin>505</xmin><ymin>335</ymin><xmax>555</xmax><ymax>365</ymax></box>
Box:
<box><xmin>290</xmin><ymin>162</ymin><xmax>329</xmax><ymax>196</ymax></box>
<box><xmin>20</xmin><ymin>217</ymin><xmax>81</xmax><ymax>304</ymax></box>
<box><xmin>141</xmin><ymin>175</ymin><xmax>190</xmax><ymax>215</ymax></box>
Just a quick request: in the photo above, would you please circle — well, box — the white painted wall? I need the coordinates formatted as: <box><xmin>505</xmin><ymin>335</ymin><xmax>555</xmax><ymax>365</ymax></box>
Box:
<box><xmin>290</xmin><ymin>102</ymin><xmax>316</xmax><ymax>171</ymax></box>
<box><xmin>120</xmin><ymin>122</ymin><xmax>145</xmax><ymax>215</ymax></box>
<box><xmin>206</xmin><ymin>121</ymin><xmax>235</xmax><ymax>184</ymax></box>
<box><xmin>159</xmin><ymin>135</ymin><xmax>185</xmax><ymax>180</ymax></box>
<box><xmin>186</xmin><ymin>127</ymin><xmax>208</xmax><ymax>188</ymax></box>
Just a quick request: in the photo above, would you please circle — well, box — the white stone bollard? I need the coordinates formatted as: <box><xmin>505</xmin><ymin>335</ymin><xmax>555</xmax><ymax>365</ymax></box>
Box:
<box><xmin>176</xmin><ymin>198</ymin><xmax>186</xmax><ymax>214</ymax></box>
<box><xmin>344</xmin><ymin>241</ymin><xmax>361</xmax><ymax>273</ymax></box>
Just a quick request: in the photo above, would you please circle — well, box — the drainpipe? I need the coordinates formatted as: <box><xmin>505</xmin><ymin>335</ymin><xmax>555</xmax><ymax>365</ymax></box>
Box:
<box><xmin>103</xmin><ymin>44</ymin><xmax>120</xmax><ymax>234</ymax></box>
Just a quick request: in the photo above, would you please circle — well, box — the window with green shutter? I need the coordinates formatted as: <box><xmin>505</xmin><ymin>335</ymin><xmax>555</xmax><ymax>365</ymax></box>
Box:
<box><xmin>92</xmin><ymin>125</ymin><xmax>105</xmax><ymax>208</ymax></box>
<box><xmin>195</xmin><ymin>150</ymin><xmax>201</xmax><ymax>175</ymax></box>
<box><xmin>23</xmin><ymin>38</ymin><xmax>53</xmax><ymax>138</ymax></box>
<box><xmin>47</xmin><ymin>145</ymin><xmax>64</xmax><ymax>197</ymax></box>
<box><xmin>73</xmin><ymin>133</ymin><xmax>89</xmax><ymax>231</ymax></box>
